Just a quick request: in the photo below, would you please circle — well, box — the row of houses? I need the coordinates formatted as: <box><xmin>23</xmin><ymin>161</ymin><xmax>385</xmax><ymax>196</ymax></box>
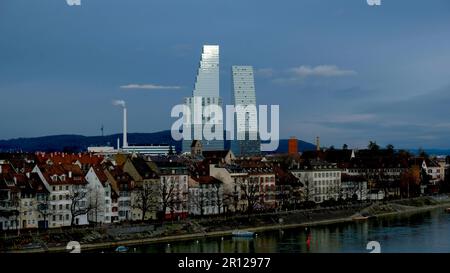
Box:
<box><xmin>1</xmin><ymin>149</ymin><xmax>449</xmax><ymax>231</ymax></box>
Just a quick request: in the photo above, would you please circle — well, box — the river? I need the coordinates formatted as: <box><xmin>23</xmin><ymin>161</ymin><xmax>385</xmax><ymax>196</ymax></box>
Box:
<box><xmin>108</xmin><ymin>208</ymin><xmax>450</xmax><ymax>253</ymax></box>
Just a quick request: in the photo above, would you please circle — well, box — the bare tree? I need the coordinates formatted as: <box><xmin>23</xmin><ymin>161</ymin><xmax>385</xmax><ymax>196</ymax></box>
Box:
<box><xmin>69</xmin><ymin>185</ymin><xmax>91</xmax><ymax>226</ymax></box>
<box><xmin>190</xmin><ymin>187</ymin><xmax>205</xmax><ymax>216</ymax></box>
<box><xmin>36</xmin><ymin>195</ymin><xmax>52</xmax><ymax>229</ymax></box>
<box><xmin>88</xmin><ymin>188</ymin><xmax>105</xmax><ymax>225</ymax></box>
<box><xmin>157</xmin><ymin>178</ymin><xmax>177</xmax><ymax>221</ymax></box>
<box><xmin>238</xmin><ymin>178</ymin><xmax>260</xmax><ymax>216</ymax></box>
<box><xmin>132</xmin><ymin>183</ymin><xmax>156</xmax><ymax>221</ymax></box>
<box><xmin>211</xmin><ymin>183</ymin><xmax>223</xmax><ymax>215</ymax></box>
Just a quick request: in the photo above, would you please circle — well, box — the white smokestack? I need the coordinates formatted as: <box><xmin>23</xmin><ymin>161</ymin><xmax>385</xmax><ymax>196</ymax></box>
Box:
<box><xmin>117</xmin><ymin>138</ymin><xmax>120</xmax><ymax>150</ymax></box>
<box><xmin>113</xmin><ymin>100</ymin><xmax>128</xmax><ymax>148</ymax></box>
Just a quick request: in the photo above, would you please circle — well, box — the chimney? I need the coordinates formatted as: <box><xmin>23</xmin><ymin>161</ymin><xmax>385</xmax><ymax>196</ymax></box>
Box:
<box><xmin>69</xmin><ymin>171</ymin><xmax>72</xmax><ymax>178</ymax></box>
<box><xmin>288</xmin><ymin>136</ymin><xmax>298</xmax><ymax>155</ymax></box>
<box><xmin>316</xmin><ymin>136</ymin><xmax>320</xmax><ymax>152</ymax></box>
<box><xmin>123</xmin><ymin>107</ymin><xmax>128</xmax><ymax>148</ymax></box>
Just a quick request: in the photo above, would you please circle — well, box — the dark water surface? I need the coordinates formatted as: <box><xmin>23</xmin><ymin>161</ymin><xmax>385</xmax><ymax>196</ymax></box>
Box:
<box><xmin>105</xmin><ymin>208</ymin><xmax>450</xmax><ymax>253</ymax></box>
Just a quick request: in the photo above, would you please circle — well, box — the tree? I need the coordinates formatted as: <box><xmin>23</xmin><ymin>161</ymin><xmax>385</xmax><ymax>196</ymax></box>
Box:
<box><xmin>386</xmin><ymin>144</ymin><xmax>394</xmax><ymax>152</ymax></box>
<box><xmin>88</xmin><ymin>187</ymin><xmax>105</xmax><ymax>225</ymax></box>
<box><xmin>69</xmin><ymin>185</ymin><xmax>92</xmax><ymax>226</ymax></box>
<box><xmin>156</xmin><ymin>177</ymin><xmax>177</xmax><ymax>221</ymax></box>
<box><xmin>238</xmin><ymin>178</ymin><xmax>260</xmax><ymax>216</ymax></box>
<box><xmin>190</xmin><ymin>187</ymin><xmax>205</xmax><ymax>216</ymax></box>
<box><xmin>211</xmin><ymin>183</ymin><xmax>224</xmax><ymax>215</ymax></box>
<box><xmin>368</xmin><ymin>141</ymin><xmax>380</xmax><ymax>151</ymax></box>
<box><xmin>36</xmin><ymin>194</ymin><xmax>52</xmax><ymax>229</ymax></box>
<box><xmin>400</xmin><ymin>166</ymin><xmax>421</xmax><ymax>198</ymax></box>
<box><xmin>329</xmin><ymin>145</ymin><xmax>335</xmax><ymax>150</ymax></box>
<box><xmin>342</xmin><ymin>144</ymin><xmax>348</xmax><ymax>150</ymax></box>
<box><xmin>132</xmin><ymin>182</ymin><xmax>156</xmax><ymax>221</ymax></box>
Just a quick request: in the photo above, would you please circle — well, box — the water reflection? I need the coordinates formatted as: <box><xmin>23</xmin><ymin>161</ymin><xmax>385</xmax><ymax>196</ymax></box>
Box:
<box><xmin>123</xmin><ymin>209</ymin><xmax>450</xmax><ymax>253</ymax></box>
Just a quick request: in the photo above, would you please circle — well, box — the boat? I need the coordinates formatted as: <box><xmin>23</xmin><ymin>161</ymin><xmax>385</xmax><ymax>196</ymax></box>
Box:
<box><xmin>232</xmin><ymin>230</ymin><xmax>255</xmax><ymax>237</ymax></box>
<box><xmin>352</xmin><ymin>216</ymin><xmax>369</xmax><ymax>221</ymax></box>
<box><xmin>115</xmin><ymin>246</ymin><xmax>129</xmax><ymax>253</ymax></box>
<box><xmin>352</xmin><ymin>215</ymin><xmax>370</xmax><ymax>221</ymax></box>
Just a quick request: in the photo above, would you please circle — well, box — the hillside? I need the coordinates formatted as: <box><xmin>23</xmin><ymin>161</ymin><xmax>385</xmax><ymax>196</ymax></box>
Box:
<box><xmin>0</xmin><ymin>131</ymin><xmax>316</xmax><ymax>154</ymax></box>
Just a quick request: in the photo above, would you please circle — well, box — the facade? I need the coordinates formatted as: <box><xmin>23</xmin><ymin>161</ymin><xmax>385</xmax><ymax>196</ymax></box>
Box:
<box><xmin>209</xmin><ymin>164</ymin><xmax>248</xmax><ymax>213</ymax></box>
<box><xmin>188</xmin><ymin>175</ymin><xmax>223</xmax><ymax>216</ymax></box>
<box><xmin>230</xmin><ymin>65</ymin><xmax>261</xmax><ymax>156</ymax></box>
<box><xmin>183</xmin><ymin>45</ymin><xmax>224</xmax><ymax>152</ymax></box>
<box><xmin>33</xmin><ymin>164</ymin><xmax>89</xmax><ymax>227</ymax></box>
<box><xmin>103</xmin><ymin>165</ymin><xmax>134</xmax><ymax>222</ymax></box>
<box><xmin>155</xmin><ymin>160</ymin><xmax>189</xmax><ymax>220</ymax></box>
<box><xmin>123</xmin><ymin>157</ymin><xmax>159</xmax><ymax>221</ymax></box>
<box><xmin>0</xmin><ymin>162</ymin><xmax>20</xmax><ymax>230</ymax></box>
<box><xmin>341</xmin><ymin>174</ymin><xmax>368</xmax><ymax>201</ymax></box>
<box><xmin>290</xmin><ymin>159</ymin><xmax>342</xmax><ymax>203</ymax></box>
<box><xmin>85</xmin><ymin>166</ymin><xmax>113</xmax><ymax>224</ymax></box>
<box><xmin>122</xmin><ymin>145</ymin><xmax>175</xmax><ymax>156</ymax></box>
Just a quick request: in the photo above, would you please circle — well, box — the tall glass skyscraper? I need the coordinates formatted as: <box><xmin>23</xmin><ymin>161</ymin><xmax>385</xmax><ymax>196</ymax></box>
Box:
<box><xmin>182</xmin><ymin>45</ymin><xmax>224</xmax><ymax>153</ymax></box>
<box><xmin>230</xmin><ymin>66</ymin><xmax>261</xmax><ymax>156</ymax></box>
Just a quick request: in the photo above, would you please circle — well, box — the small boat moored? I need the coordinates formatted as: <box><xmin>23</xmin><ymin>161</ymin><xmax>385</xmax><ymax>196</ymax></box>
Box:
<box><xmin>232</xmin><ymin>230</ymin><xmax>255</xmax><ymax>237</ymax></box>
<box><xmin>352</xmin><ymin>216</ymin><xmax>369</xmax><ymax>221</ymax></box>
<box><xmin>115</xmin><ymin>246</ymin><xmax>129</xmax><ymax>253</ymax></box>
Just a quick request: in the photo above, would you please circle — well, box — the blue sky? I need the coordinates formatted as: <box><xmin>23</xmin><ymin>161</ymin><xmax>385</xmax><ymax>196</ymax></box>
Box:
<box><xmin>1</xmin><ymin>0</ymin><xmax>450</xmax><ymax>149</ymax></box>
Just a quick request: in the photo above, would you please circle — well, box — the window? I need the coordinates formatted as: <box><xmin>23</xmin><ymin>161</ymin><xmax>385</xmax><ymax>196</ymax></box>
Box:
<box><xmin>59</xmin><ymin>204</ymin><xmax>63</xmax><ymax>210</ymax></box>
<box><xmin>66</xmin><ymin>204</ymin><xmax>69</xmax><ymax>210</ymax></box>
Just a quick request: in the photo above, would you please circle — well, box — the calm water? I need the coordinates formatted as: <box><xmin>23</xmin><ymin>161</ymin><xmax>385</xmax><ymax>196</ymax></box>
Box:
<box><xmin>113</xmin><ymin>208</ymin><xmax>450</xmax><ymax>253</ymax></box>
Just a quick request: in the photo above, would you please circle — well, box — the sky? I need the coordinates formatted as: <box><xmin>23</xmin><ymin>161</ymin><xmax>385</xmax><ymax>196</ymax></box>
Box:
<box><xmin>1</xmin><ymin>0</ymin><xmax>450</xmax><ymax>149</ymax></box>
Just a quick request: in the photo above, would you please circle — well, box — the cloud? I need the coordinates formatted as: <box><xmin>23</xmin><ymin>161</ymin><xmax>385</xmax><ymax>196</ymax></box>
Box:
<box><xmin>327</xmin><ymin>113</ymin><xmax>376</xmax><ymax>123</ymax></box>
<box><xmin>255</xmin><ymin>68</ymin><xmax>274</xmax><ymax>78</ymax></box>
<box><xmin>120</xmin><ymin>84</ymin><xmax>182</xmax><ymax>90</ymax></box>
<box><xmin>290</xmin><ymin>65</ymin><xmax>356</xmax><ymax>77</ymax></box>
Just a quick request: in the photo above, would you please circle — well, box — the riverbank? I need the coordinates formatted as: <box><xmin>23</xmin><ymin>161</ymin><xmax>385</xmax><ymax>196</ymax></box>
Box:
<box><xmin>4</xmin><ymin>195</ymin><xmax>450</xmax><ymax>253</ymax></box>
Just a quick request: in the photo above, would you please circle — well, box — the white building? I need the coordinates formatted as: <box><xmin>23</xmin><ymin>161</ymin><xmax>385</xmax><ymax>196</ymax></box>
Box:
<box><xmin>85</xmin><ymin>166</ymin><xmax>113</xmax><ymax>224</ymax></box>
<box><xmin>182</xmin><ymin>45</ymin><xmax>224</xmax><ymax>152</ymax></box>
<box><xmin>230</xmin><ymin>65</ymin><xmax>260</xmax><ymax>156</ymax></box>
<box><xmin>188</xmin><ymin>176</ymin><xmax>223</xmax><ymax>216</ymax></box>
<box><xmin>33</xmin><ymin>164</ymin><xmax>89</xmax><ymax>227</ymax></box>
<box><xmin>290</xmin><ymin>159</ymin><xmax>342</xmax><ymax>203</ymax></box>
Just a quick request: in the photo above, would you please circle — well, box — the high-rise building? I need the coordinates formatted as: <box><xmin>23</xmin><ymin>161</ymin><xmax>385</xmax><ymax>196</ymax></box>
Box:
<box><xmin>182</xmin><ymin>45</ymin><xmax>224</xmax><ymax>153</ymax></box>
<box><xmin>230</xmin><ymin>65</ymin><xmax>261</xmax><ymax>156</ymax></box>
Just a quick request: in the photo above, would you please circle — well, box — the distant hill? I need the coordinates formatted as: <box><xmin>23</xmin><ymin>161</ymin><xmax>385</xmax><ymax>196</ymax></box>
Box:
<box><xmin>0</xmin><ymin>131</ymin><xmax>316</xmax><ymax>154</ymax></box>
